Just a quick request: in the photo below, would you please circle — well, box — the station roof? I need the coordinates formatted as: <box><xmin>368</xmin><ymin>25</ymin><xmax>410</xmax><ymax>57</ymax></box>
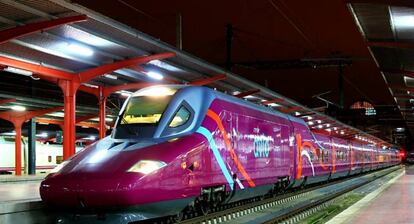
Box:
<box><xmin>0</xmin><ymin>0</ymin><xmax>405</xmax><ymax>147</ymax></box>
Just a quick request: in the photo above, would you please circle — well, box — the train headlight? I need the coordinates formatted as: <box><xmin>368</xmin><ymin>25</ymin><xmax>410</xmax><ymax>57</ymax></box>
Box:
<box><xmin>127</xmin><ymin>160</ymin><xmax>166</xmax><ymax>174</ymax></box>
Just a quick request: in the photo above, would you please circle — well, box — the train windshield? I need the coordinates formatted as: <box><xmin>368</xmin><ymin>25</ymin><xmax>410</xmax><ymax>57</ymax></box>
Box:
<box><xmin>114</xmin><ymin>87</ymin><xmax>179</xmax><ymax>138</ymax></box>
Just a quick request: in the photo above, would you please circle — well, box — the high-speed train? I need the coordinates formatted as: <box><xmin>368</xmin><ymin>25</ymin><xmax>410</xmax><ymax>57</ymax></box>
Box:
<box><xmin>39</xmin><ymin>85</ymin><xmax>401</xmax><ymax>222</ymax></box>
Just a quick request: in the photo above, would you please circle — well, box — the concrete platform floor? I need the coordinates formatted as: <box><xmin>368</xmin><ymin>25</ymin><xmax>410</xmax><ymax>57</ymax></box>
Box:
<box><xmin>329</xmin><ymin>165</ymin><xmax>414</xmax><ymax>224</ymax></box>
<box><xmin>0</xmin><ymin>181</ymin><xmax>41</xmax><ymax>203</ymax></box>
<box><xmin>0</xmin><ymin>174</ymin><xmax>45</xmax><ymax>204</ymax></box>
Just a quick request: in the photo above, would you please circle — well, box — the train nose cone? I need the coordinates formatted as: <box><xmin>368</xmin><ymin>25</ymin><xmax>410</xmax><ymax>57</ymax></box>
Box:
<box><xmin>40</xmin><ymin>173</ymin><xmax>144</xmax><ymax>208</ymax></box>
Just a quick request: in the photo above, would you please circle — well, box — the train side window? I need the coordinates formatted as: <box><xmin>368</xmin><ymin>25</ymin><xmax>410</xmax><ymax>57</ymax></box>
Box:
<box><xmin>168</xmin><ymin>106</ymin><xmax>191</xmax><ymax>128</ymax></box>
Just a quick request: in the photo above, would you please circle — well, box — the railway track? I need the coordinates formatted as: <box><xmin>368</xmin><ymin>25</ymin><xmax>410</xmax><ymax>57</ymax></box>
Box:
<box><xmin>135</xmin><ymin>165</ymin><xmax>402</xmax><ymax>224</ymax></box>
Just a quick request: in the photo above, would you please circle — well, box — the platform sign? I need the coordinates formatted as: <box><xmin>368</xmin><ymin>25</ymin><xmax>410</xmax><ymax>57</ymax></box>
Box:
<box><xmin>56</xmin><ymin>131</ymin><xmax>62</xmax><ymax>144</ymax></box>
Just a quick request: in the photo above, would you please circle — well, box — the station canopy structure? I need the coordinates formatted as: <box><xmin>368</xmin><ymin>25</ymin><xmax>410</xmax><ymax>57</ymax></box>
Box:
<box><xmin>0</xmin><ymin>0</ymin><xmax>394</xmax><ymax>165</ymax></box>
<box><xmin>347</xmin><ymin>0</ymin><xmax>414</xmax><ymax>141</ymax></box>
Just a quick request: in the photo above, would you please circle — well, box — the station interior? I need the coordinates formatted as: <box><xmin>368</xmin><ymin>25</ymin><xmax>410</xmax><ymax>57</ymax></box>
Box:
<box><xmin>0</xmin><ymin>1</ymin><xmax>413</xmax><ymax>224</ymax></box>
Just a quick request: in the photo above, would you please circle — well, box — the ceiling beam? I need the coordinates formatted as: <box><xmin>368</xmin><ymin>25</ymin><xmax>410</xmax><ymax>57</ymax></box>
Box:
<box><xmin>189</xmin><ymin>74</ymin><xmax>226</xmax><ymax>86</ymax></box>
<box><xmin>0</xmin><ymin>98</ymin><xmax>16</xmax><ymax>105</ymax></box>
<box><xmin>0</xmin><ymin>15</ymin><xmax>87</xmax><ymax>44</ymax></box>
<box><xmin>368</xmin><ymin>41</ymin><xmax>414</xmax><ymax>49</ymax></box>
<box><xmin>78</xmin><ymin>52</ymin><xmax>176</xmax><ymax>83</ymax></box>
<box><xmin>345</xmin><ymin>0</ymin><xmax>414</xmax><ymax>8</ymax></box>
<box><xmin>234</xmin><ymin>89</ymin><xmax>260</xmax><ymax>98</ymax></box>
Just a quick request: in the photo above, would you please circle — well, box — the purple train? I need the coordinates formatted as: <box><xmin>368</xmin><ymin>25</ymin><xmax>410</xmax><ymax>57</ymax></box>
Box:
<box><xmin>39</xmin><ymin>85</ymin><xmax>401</xmax><ymax>222</ymax></box>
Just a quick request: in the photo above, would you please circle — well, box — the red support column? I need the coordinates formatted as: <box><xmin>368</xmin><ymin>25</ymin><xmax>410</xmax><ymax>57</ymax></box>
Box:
<box><xmin>14</xmin><ymin>123</ymin><xmax>22</xmax><ymax>176</ymax></box>
<box><xmin>58</xmin><ymin>80</ymin><xmax>80</xmax><ymax>159</ymax></box>
<box><xmin>99</xmin><ymin>86</ymin><xmax>107</xmax><ymax>139</ymax></box>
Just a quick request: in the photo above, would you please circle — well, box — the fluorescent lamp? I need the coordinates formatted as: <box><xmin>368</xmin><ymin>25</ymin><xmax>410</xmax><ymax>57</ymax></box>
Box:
<box><xmin>83</xmin><ymin>83</ymin><xmax>99</xmax><ymax>88</ymax></box>
<box><xmin>393</xmin><ymin>15</ymin><xmax>414</xmax><ymax>28</ymax></box>
<box><xmin>146</xmin><ymin>71</ymin><xmax>164</xmax><ymax>80</ymax></box>
<box><xmin>104</xmin><ymin>74</ymin><xmax>117</xmax><ymax>80</ymax></box>
<box><xmin>11</xmin><ymin>105</ymin><xmax>26</xmax><ymax>111</ymax></box>
<box><xmin>136</xmin><ymin>87</ymin><xmax>176</xmax><ymax>97</ymax></box>
<box><xmin>317</xmin><ymin>125</ymin><xmax>323</xmax><ymax>129</ymax></box>
<box><xmin>116</xmin><ymin>90</ymin><xmax>133</xmax><ymax>97</ymax></box>
<box><xmin>91</xmin><ymin>117</ymin><xmax>114</xmax><ymax>122</ymax></box>
<box><xmin>36</xmin><ymin>132</ymin><xmax>48</xmax><ymax>138</ymax></box>
<box><xmin>295</xmin><ymin>112</ymin><xmax>301</xmax><ymax>116</ymax></box>
<box><xmin>49</xmin><ymin>112</ymin><xmax>65</xmax><ymax>117</ymax></box>
<box><xmin>268</xmin><ymin>103</ymin><xmax>281</xmax><ymax>107</ymax></box>
<box><xmin>4</xmin><ymin>67</ymin><xmax>33</xmax><ymax>76</ymax></box>
<box><xmin>2</xmin><ymin>131</ymin><xmax>16</xmax><ymax>136</ymax></box>
<box><xmin>67</xmin><ymin>43</ymin><xmax>94</xmax><ymax>56</ymax></box>
<box><xmin>308</xmin><ymin>121</ymin><xmax>314</xmax><ymax>125</ymax></box>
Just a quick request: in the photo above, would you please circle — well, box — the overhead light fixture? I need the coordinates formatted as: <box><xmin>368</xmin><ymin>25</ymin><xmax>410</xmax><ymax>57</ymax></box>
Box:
<box><xmin>2</xmin><ymin>131</ymin><xmax>16</xmax><ymax>136</ymax></box>
<box><xmin>295</xmin><ymin>112</ymin><xmax>301</xmax><ymax>116</ymax></box>
<box><xmin>36</xmin><ymin>132</ymin><xmax>48</xmax><ymax>138</ymax></box>
<box><xmin>317</xmin><ymin>125</ymin><xmax>323</xmax><ymax>129</ymax></box>
<box><xmin>307</xmin><ymin>116</ymin><xmax>313</xmax><ymax>120</ymax></box>
<box><xmin>308</xmin><ymin>121</ymin><xmax>314</xmax><ymax>125</ymax></box>
<box><xmin>4</xmin><ymin>67</ymin><xmax>33</xmax><ymax>76</ymax></box>
<box><xmin>326</xmin><ymin>128</ymin><xmax>331</xmax><ymax>132</ymax></box>
<box><xmin>268</xmin><ymin>103</ymin><xmax>281</xmax><ymax>107</ymax></box>
<box><xmin>91</xmin><ymin>117</ymin><xmax>114</xmax><ymax>122</ymax></box>
<box><xmin>49</xmin><ymin>112</ymin><xmax>65</xmax><ymax>117</ymax></box>
<box><xmin>326</xmin><ymin>124</ymin><xmax>331</xmax><ymax>127</ymax></box>
<box><xmin>146</xmin><ymin>71</ymin><xmax>164</xmax><ymax>80</ymax></box>
<box><xmin>82</xmin><ymin>83</ymin><xmax>99</xmax><ymax>88</ymax></box>
<box><xmin>67</xmin><ymin>43</ymin><xmax>94</xmax><ymax>56</ymax></box>
<box><xmin>148</xmin><ymin>60</ymin><xmax>181</xmax><ymax>72</ymax></box>
<box><xmin>104</xmin><ymin>74</ymin><xmax>117</xmax><ymax>80</ymax></box>
<box><xmin>393</xmin><ymin>15</ymin><xmax>414</xmax><ymax>28</ymax></box>
<box><xmin>317</xmin><ymin>120</ymin><xmax>322</xmax><ymax>124</ymax></box>
<box><xmin>11</xmin><ymin>105</ymin><xmax>26</xmax><ymax>111</ymax></box>
<box><xmin>136</xmin><ymin>87</ymin><xmax>176</xmax><ymax>97</ymax></box>
<box><xmin>340</xmin><ymin>131</ymin><xmax>345</xmax><ymax>135</ymax></box>
<box><xmin>116</xmin><ymin>90</ymin><xmax>133</xmax><ymax>97</ymax></box>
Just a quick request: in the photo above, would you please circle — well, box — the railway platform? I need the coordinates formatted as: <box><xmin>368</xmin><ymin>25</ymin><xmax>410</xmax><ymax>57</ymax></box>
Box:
<box><xmin>0</xmin><ymin>174</ymin><xmax>45</xmax><ymax>224</ymax></box>
<box><xmin>327</xmin><ymin>165</ymin><xmax>414</xmax><ymax>224</ymax></box>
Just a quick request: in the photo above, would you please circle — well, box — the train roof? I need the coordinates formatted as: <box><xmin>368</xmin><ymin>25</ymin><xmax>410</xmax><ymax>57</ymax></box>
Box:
<box><xmin>132</xmin><ymin>85</ymin><xmax>393</xmax><ymax>149</ymax></box>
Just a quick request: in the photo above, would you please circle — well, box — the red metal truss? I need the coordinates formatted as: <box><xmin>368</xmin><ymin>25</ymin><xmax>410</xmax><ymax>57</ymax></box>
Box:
<box><xmin>0</xmin><ymin>98</ymin><xmax>16</xmax><ymax>105</ymax></box>
<box><xmin>0</xmin><ymin>15</ymin><xmax>87</xmax><ymax>44</ymax></box>
<box><xmin>37</xmin><ymin>117</ymin><xmax>99</xmax><ymax>129</ymax></box>
<box><xmin>0</xmin><ymin>56</ymin><xmax>73</xmax><ymax>80</ymax></box>
<box><xmin>189</xmin><ymin>74</ymin><xmax>227</xmax><ymax>86</ymax></box>
<box><xmin>78</xmin><ymin>52</ymin><xmax>176</xmax><ymax>83</ymax></box>
<box><xmin>0</xmin><ymin>106</ymin><xmax>63</xmax><ymax>175</ymax></box>
<box><xmin>1</xmin><ymin>52</ymin><xmax>175</xmax><ymax>158</ymax></box>
<box><xmin>76</xmin><ymin>114</ymin><xmax>97</xmax><ymax>123</ymax></box>
<box><xmin>368</xmin><ymin>41</ymin><xmax>414</xmax><ymax>49</ymax></box>
<box><xmin>78</xmin><ymin>122</ymin><xmax>100</xmax><ymax>129</ymax></box>
<box><xmin>234</xmin><ymin>89</ymin><xmax>260</xmax><ymax>98</ymax></box>
<box><xmin>279</xmin><ymin>106</ymin><xmax>302</xmax><ymax>113</ymax></box>
<box><xmin>263</xmin><ymin>98</ymin><xmax>285</xmax><ymax>105</ymax></box>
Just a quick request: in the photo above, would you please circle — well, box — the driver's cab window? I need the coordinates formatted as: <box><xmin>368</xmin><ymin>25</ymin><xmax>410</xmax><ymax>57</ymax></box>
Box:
<box><xmin>169</xmin><ymin>106</ymin><xmax>191</xmax><ymax>128</ymax></box>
